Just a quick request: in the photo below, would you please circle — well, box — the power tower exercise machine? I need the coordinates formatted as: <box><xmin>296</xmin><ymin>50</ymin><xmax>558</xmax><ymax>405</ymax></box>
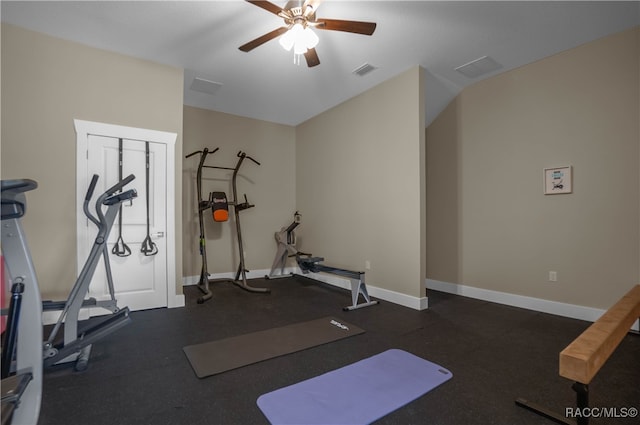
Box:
<box><xmin>266</xmin><ymin>212</ymin><xmax>379</xmax><ymax>311</ymax></box>
<box><xmin>185</xmin><ymin>148</ymin><xmax>269</xmax><ymax>304</ymax></box>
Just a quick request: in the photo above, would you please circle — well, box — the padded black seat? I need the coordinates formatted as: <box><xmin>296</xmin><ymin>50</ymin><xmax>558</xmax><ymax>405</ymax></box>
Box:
<box><xmin>1</xmin><ymin>179</ymin><xmax>38</xmax><ymax>195</ymax></box>
<box><xmin>1</xmin><ymin>179</ymin><xmax>38</xmax><ymax>220</ymax></box>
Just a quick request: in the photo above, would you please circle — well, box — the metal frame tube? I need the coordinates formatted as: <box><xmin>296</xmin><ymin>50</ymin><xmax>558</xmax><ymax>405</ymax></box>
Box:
<box><xmin>1</xmin><ymin>215</ymin><xmax>43</xmax><ymax>425</ymax></box>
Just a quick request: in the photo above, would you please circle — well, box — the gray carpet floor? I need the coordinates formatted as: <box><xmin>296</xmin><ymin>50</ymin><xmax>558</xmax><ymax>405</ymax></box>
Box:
<box><xmin>38</xmin><ymin>276</ymin><xmax>640</xmax><ymax>425</ymax></box>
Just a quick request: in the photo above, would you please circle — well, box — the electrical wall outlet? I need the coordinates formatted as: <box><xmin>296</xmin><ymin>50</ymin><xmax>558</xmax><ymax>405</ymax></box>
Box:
<box><xmin>548</xmin><ymin>271</ymin><xmax>557</xmax><ymax>282</ymax></box>
<box><xmin>365</xmin><ymin>260</ymin><xmax>371</xmax><ymax>270</ymax></box>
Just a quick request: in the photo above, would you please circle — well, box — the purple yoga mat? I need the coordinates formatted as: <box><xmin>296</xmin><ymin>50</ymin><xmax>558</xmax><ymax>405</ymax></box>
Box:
<box><xmin>257</xmin><ymin>349</ymin><xmax>452</xmax><ymax>425</ymax></box>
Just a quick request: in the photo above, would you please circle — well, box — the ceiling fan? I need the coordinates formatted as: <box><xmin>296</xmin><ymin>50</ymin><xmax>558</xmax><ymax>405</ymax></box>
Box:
<box><xmin>239</xmin><ymin>0</ymin><xmax>377</xmax><ymax>67</ymax></box>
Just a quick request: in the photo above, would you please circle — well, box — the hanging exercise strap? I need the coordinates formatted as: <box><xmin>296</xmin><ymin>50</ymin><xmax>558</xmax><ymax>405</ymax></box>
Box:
<box><xmin>111</xmin><ymin>138</ymin><xmax>132</xmax><ymax>257</ymax></box>
<box><xmin>141</xmin><ymin>141</ymin><xmax>158</xmax><ymax>256</ymax></box>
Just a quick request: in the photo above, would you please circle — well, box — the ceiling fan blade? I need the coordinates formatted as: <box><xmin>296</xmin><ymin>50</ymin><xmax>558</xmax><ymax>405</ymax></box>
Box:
<box><xmin>304</xmin><ymin>48</ymin><xmax>320</xmax><ymax>67</ymax></box>
<box><xmin>303</xmin><ymin>0</ymin><xmax>322</xmax><ymax>16</ymax></box>
<box><xmin>239</xmin><ymin>27</ymin><xmax>289</xmax><ymax>52</ymax></box>
<box><xmin>315</xmin><ymin>18</ymin><xmax>377</xmax><ymax>35</ymax></box>
<box><xmin>246</xmin><ymin>0</ymin><xmax>285</xmax><ymax>16</ymax></box>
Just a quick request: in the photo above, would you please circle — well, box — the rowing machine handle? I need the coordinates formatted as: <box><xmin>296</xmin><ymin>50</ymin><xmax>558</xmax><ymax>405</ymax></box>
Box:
<box><xmin>85</xmin><ymin>175</ymin><xmax>99</xmax><ymax>201</ymax></box>
<box><xmin>105</xmin><ymin>174</ymin><xmax>135</xmax><ymax>196</ymax></box>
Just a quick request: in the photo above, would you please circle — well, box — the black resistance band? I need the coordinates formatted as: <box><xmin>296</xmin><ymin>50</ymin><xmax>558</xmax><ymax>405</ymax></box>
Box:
<box><xmin>112</xmin><ymin>138</ymin><xmax>131</xmax><ymax>257</ymax></box>
<box><xmin>141</xmin><ymin>141</ymin><xmax>158</xmax><ymax>256</ymax></box>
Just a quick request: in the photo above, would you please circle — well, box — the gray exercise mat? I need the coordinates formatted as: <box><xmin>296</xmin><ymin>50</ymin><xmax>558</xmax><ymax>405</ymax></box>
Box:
<box><xmin>183</xmin><ymin>316</ymin><xmax>365</xmax><ymax>378</ymax></box>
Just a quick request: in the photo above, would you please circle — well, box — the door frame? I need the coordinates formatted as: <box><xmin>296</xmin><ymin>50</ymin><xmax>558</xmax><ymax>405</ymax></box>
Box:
<box><xmin>74</xmin><ymin>119</ymin><xmax>183</xmax><ymax>309</ymax></box>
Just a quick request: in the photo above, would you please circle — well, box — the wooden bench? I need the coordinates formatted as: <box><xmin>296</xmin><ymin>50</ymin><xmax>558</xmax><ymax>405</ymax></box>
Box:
<box><xmin>516</xmin><ymin>284</ymin><xmax>640</xmax><ymax>425</ymax></box>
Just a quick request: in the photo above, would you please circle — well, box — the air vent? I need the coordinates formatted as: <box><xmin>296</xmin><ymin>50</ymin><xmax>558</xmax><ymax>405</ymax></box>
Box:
<box><xmin>455</xmin><ymin>56</ymin><xmax>502</xmax><ymax>79</ymax></box>
<box><xmin>189</xmin><ymin>77</ymin><xmax>223</xmax><ymax>95</ymax></box>
<box><xmin>352</xmin><ymin>63</ymin><xmax>377</xmax><ymax>77</ymax></box>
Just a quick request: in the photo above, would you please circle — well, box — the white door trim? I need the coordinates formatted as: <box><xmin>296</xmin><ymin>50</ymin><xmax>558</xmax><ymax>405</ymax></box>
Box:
<box><xmin>74</xmin><ymin>119</ymin><xmax>182</xmax><ymax>309</ymax></box>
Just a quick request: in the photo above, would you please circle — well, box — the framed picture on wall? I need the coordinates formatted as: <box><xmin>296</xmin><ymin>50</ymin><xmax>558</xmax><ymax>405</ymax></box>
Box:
<box><xmin>544</xmin><ymin>166</ymin><xmax>572</xmax><ymax>195</ymax></box>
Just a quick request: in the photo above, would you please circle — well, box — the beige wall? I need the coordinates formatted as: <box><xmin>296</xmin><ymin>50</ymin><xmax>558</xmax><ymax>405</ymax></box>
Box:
<box><xmin>5</xmin><ymin>21</ymin><xmax>635</xmax><ymax>313</ymax></box>
<box><xmin>182</xmin><ymin>106</ymin><xmax>296</xmax><ymax>277</ymax></box>
<box><xmin>296</xmin><ymin>66</ymin><xmax>426</xmax><ymax>299</ymax></box>
<box><xmin>1</xmin><ymin>24</ymin><xmax>184</xmax><ymax>299</ymax></box>
<box><xmin>426</xmin><ymin>27</ymin><xmax>640</xmax><ymax>309</ymax></box>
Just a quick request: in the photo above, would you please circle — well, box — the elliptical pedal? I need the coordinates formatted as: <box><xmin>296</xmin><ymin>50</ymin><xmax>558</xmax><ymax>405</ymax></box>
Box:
<box><xmin>43</xmin><ymin>307</ymin><xmax>131</xmax><ymax>369</ymax></box>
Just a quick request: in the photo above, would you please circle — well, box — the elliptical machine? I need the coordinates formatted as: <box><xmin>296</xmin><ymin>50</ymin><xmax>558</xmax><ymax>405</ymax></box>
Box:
<box><xmin>0</xmin><ymin>174</ymin><xmax>136</xmax><ymax>424</ymax></box>
<box><xmin>41</xmin><ymin>174</ymin><xmax>136</xmax><ymax>370</ymax></box>
<box><xmin>185</xmin><ymin>148</ymin><xmax>269</xmax><ymax>304</ymax></box>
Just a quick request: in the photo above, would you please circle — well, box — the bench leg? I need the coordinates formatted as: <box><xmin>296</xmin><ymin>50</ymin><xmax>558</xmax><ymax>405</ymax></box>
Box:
<box><xmin>515</xmin><ymin>382</ymin><xmax>589</xmax><ymax>425</ymax></box>
<box><xmin>515</xmin><ymin>398</ymin><xmax>575</xmax><ymax>425</ymax></box>
<box><xmin>572</xmin><ymin>382</ymin><xmax>589</xmax><ymax>425</ymax></box>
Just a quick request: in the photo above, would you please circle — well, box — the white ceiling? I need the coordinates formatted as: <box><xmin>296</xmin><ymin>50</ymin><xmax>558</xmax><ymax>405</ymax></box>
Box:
<box><xmin>2</xmin><ymin>1</ymin><xmax>639</xmax><ymax>126</ymax></box>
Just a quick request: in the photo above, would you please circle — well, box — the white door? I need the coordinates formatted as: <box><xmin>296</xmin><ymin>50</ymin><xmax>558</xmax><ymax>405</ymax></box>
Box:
<box><xmin>84</xmin><ymin>135</ymin><xmax>167</xmax><ymax>311</ymax></box>
<box><xmin>75</xmin><ymin>119</ymin><xmax>179</xmax><ymax>312</ymax></box>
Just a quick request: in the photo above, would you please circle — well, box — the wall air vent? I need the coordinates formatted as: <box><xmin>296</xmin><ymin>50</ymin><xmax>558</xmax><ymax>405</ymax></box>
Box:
<box><xmin>455</xmin><ymin>55</ymin><xmax>502</xmax><ymax>79</ymax></box>
<box><xmin>352</xmin><ymin>63</ymin><xmax>378</xmax><ymax>77</ymax></box>
<box><xmin>189</xmin><ymin>77</ymin><xmax>223</xmax><ymax>95</ymax></box>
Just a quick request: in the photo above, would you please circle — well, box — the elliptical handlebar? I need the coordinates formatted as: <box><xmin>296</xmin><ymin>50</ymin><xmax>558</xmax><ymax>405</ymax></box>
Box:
<box><xmin>104</xmin><ymin>174</ymin><xmax>135</xmax><ymax>198</ymax></box>
<box><xmin>84</xmin><ymin>175</ymin><xmax>101</xmax><ymax>227</ymax></box>
<box><xmin>103</xmin><ymin>189</ymin><xmax>137</xmax><ymax>206</ymax></box>
<box><xmin>85</xmin><ymin>175</ymin><xmax>99</xmax><ymax>202</ymax></box>
<box><xmin>92</xmin><ymin>175</ymin><xmax>137</xmax><ymax>236</ymax></box>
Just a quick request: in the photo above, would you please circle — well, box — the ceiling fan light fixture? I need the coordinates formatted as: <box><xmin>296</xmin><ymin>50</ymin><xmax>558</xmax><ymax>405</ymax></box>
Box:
<box><xmin>240</xmin><ymin>0</ymin><xmax>377</xmax><ymax>68</ymax></box>
<box><xmin>294</xmin><ymin>42</ymin><xmax>307</xmax><ymax>55</ymax></box>
<box><xmin>302</xmin><ymin>27</ymin><xmax>319</xmax><ymax>49</ymax></box>
<box><xmin>279</xmin><ymin>35</ymin><xmax>295</xmax><ymax>51</ymax></box>
<box><xmin>279</xmin><ymin>23</ymin><xmax>319</xmax><ymax>53</ymax></box>
<box><xmin>279</xmin><ymin>25</ymin><xmax>297</xmax><ymax>51</ymax></box>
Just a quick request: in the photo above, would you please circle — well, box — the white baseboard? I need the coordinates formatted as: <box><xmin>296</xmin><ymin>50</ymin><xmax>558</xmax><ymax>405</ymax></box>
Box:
<box><xmin>286</xmin><ymin>270</ymin><xmax>429</xmax><ymax>310</ymax></box>
<box><xmin>42</xmin><ymin>293</ymin><xmax>185</xmax><ymax>325</ymax></box>
<box><xmin>168</xmin><ymin>293</ymin><xmax>185</xmax><ymax>308</ymax></box>
<box><xmin>183</xmin><ymin>268</ymin><xmax>429</xmax><ymax>311</ymax></box>
<box><xmin>426</xmin><ymin>278</ymin><xmax>640</xmax><ymax>331</ymax></box>
<box><xmin>42</xmin><ymin>309</ymin><xmax>91</xmax><ymax>326</ymax></box>
<box><xmin>182</xmin><ymin>268</ymin><xmax>292</xmax><ymax>286</ymax></box>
